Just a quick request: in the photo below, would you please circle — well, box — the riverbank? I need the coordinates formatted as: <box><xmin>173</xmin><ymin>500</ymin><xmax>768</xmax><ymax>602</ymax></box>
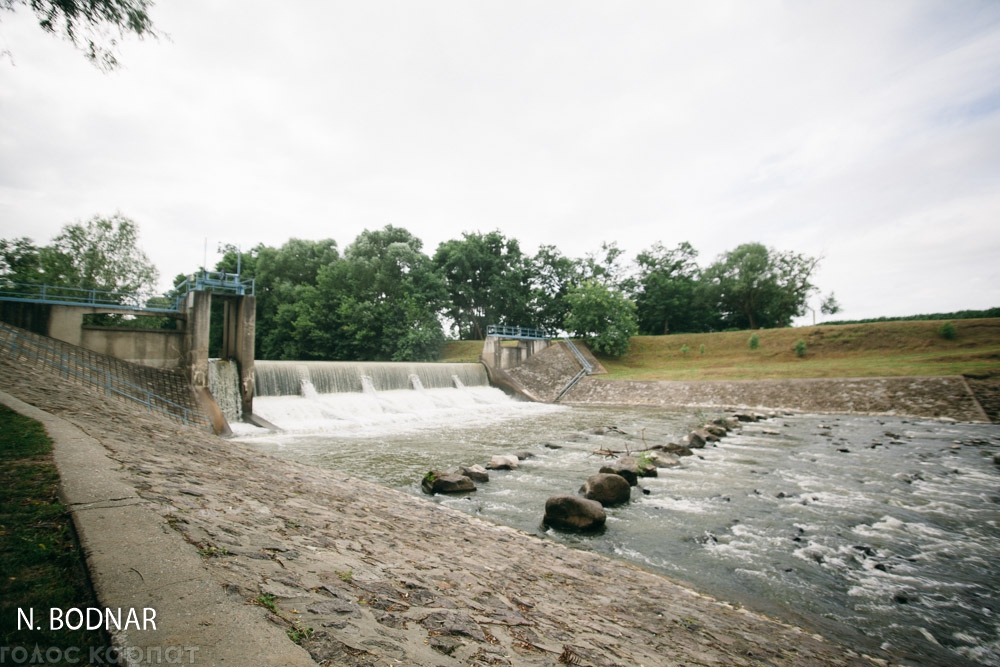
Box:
<box><xmin>0</xmin><ymin>356</ymin><xmax>898</xmax><ymax>666</ymax></box>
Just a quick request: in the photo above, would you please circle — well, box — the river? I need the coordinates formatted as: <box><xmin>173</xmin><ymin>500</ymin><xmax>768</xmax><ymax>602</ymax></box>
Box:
<box><xmin>233</xmin><ymin>382</ymin><xmax>1000</xmax><ymax>666</ymax></box>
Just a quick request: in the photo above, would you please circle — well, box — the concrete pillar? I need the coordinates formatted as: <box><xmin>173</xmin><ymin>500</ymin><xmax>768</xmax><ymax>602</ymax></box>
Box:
<box><xmin>184</xmin><ymin>290</ymin><xmax>212</xmax><ymax>388</ymax></box>
<box><xmin>47</xmin><ymin>305</ymin><xmax>85</xmax><ymax>347</ymax></box>
<box><xmin>235</xmin><ymin>295</ymin><xmax>256</xmax><ymax>417</ymax></box>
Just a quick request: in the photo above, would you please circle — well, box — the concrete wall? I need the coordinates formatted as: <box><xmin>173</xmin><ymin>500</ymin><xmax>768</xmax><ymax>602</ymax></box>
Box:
<box><xmin>79</xmin><ymin>326</ymin><xmax>184</xmax><ymax>369</ymax></box>
<box><xmin>480</xmin><ymin>337</ymin><xmax>551</xmax><ymax>370</ymax></box>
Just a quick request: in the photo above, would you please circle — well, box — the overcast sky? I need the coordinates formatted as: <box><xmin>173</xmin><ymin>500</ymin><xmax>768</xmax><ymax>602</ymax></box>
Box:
<box><xmin>2</xmin><ymin>1</ymin><xmax>999</xmax><ymax>324</ymax></box>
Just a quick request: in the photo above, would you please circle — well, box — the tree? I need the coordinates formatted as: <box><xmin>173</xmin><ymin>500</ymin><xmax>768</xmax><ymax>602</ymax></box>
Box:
<box><xmin>433</xmin><ymin>231</ymin><xmax>534</xmax><ymax>339</ymax></box>
<box><xmin>580</xmin><ymin>241</ymin><xmax>630</xmax><ymax>289</ymax></box>
<box><xmin>307</xmin><ymin>226</ymin><xmax>448</xmax><ymax>361</ymax></box>
<box><xmin>703</xmin><ymin>243</ymin><xmax>820</xmax><ymax>330</ymax></box>
<box><xmin>820</xmin><ymin>292</ymin><xmax>841</xmax><ymax>316</ymax></box>
<box><xmin>564</xmin><ymin>280</ymin><xmax>638</xmax><ymax>357</ymax></box>
<box><xmin>50</xmin><ymin>213</ymin><xmax>159</xmax><ymax>298</ymax></box>
<box><xmin>633</xmin><ymin>241</ymin><xmax>714</xmax><ymax>335</ymax></box>
<box><xmin>2</xmin><ymin>0</ymin><xmax>157</xmax><ymax>69</ymax></box>
<box><xmin>216</xmin><ymin>239</ymin><xmax>340</xmax><ymax>360</ymax></box>
<box><xmin>0</xmin><ymin>237</ymin><xmax>43</xmax><ymax>284</ymax></box>
<box><xmin>527</xmin><ymin>244</ymin><xmax>581</xmax><ymax>334</ymax></box>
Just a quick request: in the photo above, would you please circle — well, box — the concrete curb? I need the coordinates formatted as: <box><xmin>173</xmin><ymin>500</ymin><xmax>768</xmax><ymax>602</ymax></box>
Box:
<box><xmin>0</xmin><ymin>390</ymin><xmax>316</xmax><ymax>666</ymax></box>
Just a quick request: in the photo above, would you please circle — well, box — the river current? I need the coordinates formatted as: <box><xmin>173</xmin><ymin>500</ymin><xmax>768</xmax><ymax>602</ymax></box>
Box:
<box><xmin>234</xmin><ymin>384</ymin><xmax>1000</xmax><ymax>666</ymax></box>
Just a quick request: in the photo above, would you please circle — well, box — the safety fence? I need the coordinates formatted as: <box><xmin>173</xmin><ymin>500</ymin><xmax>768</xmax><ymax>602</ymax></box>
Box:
<box><xmin>0</xmin><ymin>322</ymin><xmax>210</xmax><ymax>430</ymax></box>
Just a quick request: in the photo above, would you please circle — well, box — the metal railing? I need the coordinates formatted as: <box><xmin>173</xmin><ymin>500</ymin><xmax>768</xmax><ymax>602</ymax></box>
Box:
<box><xmin>485</xmin><ymin>324</ymin><xmax>551</xmax><ymax>340</ymax></box>
<box><xmin>0</xmin><ymin>270</ymin><xmax>254</xmax><ymax>314</ymax></box>
<box><xmin>0</xmin><ymin>323</ymin><xmax>210</xmax><ymax>430</ymax></box>
<box><xmin>561</xmin><ymin>336</ymin><xmax>593</xmax><ymax>374</ymax></box>
<box><xmin>554</xmin><ymin>337</ymin><xmax>593</xmax><ymax>402</ymax></box>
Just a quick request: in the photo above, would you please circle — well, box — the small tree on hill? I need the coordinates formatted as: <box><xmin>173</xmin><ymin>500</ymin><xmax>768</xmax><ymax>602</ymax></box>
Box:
<box><xmin>564</xmin><ymin>280</ymin><xmax>637</xmax><ymax>357</ymax></box>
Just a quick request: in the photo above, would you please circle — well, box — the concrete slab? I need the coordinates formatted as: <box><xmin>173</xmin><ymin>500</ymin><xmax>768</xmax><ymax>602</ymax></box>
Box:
<box><xmin>0</xmin><ymin>390</ymin><xmax>316</xmax><ymax>667</ymax></box>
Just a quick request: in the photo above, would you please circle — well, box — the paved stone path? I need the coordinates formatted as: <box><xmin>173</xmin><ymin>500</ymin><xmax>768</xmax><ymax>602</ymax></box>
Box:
<box><xmin>1</xmin><ymin>356</ymin><xmax>897</xmax><ymax>666</ymax></box>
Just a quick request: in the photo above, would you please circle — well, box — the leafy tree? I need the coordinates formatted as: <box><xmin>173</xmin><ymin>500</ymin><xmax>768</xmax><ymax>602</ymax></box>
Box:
<box><xmin>703</xmin><ymin>243</ymin><xmax>820</xmax><ymax>330</ymax></box>
<box><xmin>216</xmin><ymin>239</ymin><xmax>340</xmax><ymax>360</ymax></box>
<box><xmin>2</xmin><ymin>0</ymin><xmax>157</xmax><ymax>69</ymax></box>
<box><xmin>434</xmin><ymin>231</ymin><xmax>534</xmax><ymax>339</ymax></box>
<box><xmin>50</xmin><ymin>213</ymin><xmax>159</xmax><ymax>299</ymax></box>
<box><xmin>564</xmin><ymin>280</ymin><xmax>638</xmax><ymax>357</ymax></box>
<box><xmin>820</xmin><ymin>292</ymin><xmax>841</xmax><ymax>316</ymax></box>
<box><xmin>307</xmin><ymin>226</ymin><xmax>447</xmax><ymax>361</ymax></box>
<box><xmin>580</xmin><ymin>241</ymin><xmax>630</xmax><ymax>289</ymax></box>
<box><xmin>0</xmin><ymin>237</ymin><xmax>43</xmax><ymax>284</ymax></box>
<box><xmin>633</xmin><ymin>241</ymin><xmax>714</xmax><ymax>334</ymax></box>
<box><xmin>527</xmin><ymin>244</ymin><xmax>581</xmax><ymax>334</ymax></box>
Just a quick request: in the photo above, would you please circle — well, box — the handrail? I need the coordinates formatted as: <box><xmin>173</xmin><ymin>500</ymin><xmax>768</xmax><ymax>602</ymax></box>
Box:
<box><xmin>485</xmin><ymin>324</ymin><xmax>551</xmax><ymax>340</ymax></box>
<box><xmin>0</xmin><ymin>270</ymin><xmax>254</xmax><ymax>314</ymax></box>
<box><xmin>561</xmin><ymin>337</ymin><xmax>593</xmax><ymax>374</ymax></box>
<box><xmin>554</xmin><ymin>337</ymin><xmax>593</xmax><ymax>402</ymax></box>
<box><xmin>0</xmin><ymin>322</ymin><xmax>210</xmax><ymax>430</ymax></box>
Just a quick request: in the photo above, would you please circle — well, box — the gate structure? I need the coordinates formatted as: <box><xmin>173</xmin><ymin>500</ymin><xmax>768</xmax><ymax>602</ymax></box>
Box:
<box><xmin>0</xmin><ymin>271</ymin><xmax>257</xmax><ymax>419</ymax></box>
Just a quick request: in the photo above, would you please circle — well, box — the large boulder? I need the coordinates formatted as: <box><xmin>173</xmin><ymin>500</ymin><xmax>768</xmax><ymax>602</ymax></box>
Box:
<box><xmin>580</xmin><ymin>473</ymin><xmax>631</xmax><ymax>506</ymax></box>
<box><xmin>543</xmin><ymin>496</ymin><xmax>606</xmax><ymax>532</ymax></box>
<box><xmin>457</xmin><ymin>465</ymin><xmax>489</xmax><ymax>482</ymax></box>
<box><xmin>662</xmin><ymin>443</ymin><xmax>694</xmax><ymax>457</ymax></box>
<box><xmin>713</xmin><ymin>416</ymin><xmax>741</xmax><ymax>431</ymax></box>
<box><xmin>703</xmin><ymin>424</ymin><xmax>728</xmax><ymax>439</ymax></box>
<box><xmin>486</xmin><ymin>455</ymin><xmax>519</xmax><ymax>470</ymax></box>
<box><xmin>686</xmin><ymin>431</ymin><xmax>707</xmax><ymax>449</ymax></box>
<box><xmin>645</xmin><ymin>451</ymin><xmax>681</xmax><ymax>468</ymax></box>
<box><xmin>600</xmin><ymin>456</ymin><xmax>641</xmax><ymax>485</ymax></box>
<box><xmin>422</xmin><ymin>470</ymin><xmax>476</xmax><ymax>495</ymax></box>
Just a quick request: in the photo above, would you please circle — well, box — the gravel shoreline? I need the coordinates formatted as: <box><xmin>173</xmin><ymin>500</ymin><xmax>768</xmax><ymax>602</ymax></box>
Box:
<box><xmin>1</xmin><ymin>356</ymin><xmax>897</xmax><ymax>666</ymax></box>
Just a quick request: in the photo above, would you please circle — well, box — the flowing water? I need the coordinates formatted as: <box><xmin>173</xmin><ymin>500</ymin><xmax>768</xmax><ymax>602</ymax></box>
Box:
<box><xmin>233</xmin><ymin>364</ymin><xmax>1000</xmax><ymax>667</ymax></box>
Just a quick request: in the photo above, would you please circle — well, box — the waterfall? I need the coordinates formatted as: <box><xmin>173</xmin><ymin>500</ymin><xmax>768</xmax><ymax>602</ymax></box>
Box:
<box><xmin>243</xmin><ymin>360</ymin><xmax>516</xmax><ymax>436</ymax></box>
<box><xmin>254</xmin><ymin>361</ymin><xmax>489</xmax><ymax>397</ymax></box>
<box><xmin>208</xmin><ymin>359</ymin><xmax>242</xmax><ymax>423</ymax></box>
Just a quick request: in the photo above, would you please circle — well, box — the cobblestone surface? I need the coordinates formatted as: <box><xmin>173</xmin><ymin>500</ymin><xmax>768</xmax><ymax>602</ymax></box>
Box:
<box><xmin>0</xmin><ymin>355</ymin><xmax>902</xmax><ymax>666</ymax></box>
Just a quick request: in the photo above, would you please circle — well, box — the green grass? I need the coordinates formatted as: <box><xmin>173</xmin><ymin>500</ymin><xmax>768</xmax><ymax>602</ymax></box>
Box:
<box><xmin>440</xmin><ymin>318</ymin><xmax>1000</xmax><ymax>381</ymax></box>
<box><xmin>0</xmin><ymin>406</ymin><xmax>109</xmax><ymax>656</ymax></box>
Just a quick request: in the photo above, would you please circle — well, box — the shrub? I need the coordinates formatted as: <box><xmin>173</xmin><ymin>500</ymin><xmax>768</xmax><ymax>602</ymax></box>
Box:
<box><xmin>699</xmin><ymin>344</ymin><xmax>706</xmax><ymax>355</ymax></box>
<box><xmin>939</xmin><ymin>321</ymin><xmax>957</xmax><ymax>340</ymax></box>
<box><xmin>794</xmin><ymin>339</ymin><xmax>807</xmax><ymax>357</ymax></box>
<box><xmin>680</xmin><ymin>345</ymin><xmax>690</xmax><ymax>355</ymax></box>
<box><xmin>748</xmin><ymin>333</ymin><xmax>760</xmax><ymax>350</ymax></box>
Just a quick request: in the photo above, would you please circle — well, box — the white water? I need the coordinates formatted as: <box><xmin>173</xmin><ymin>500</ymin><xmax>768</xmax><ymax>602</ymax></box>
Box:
<box><xmin>233</xmin><ymin>381</ymin><xmax>1000</xmax><ymax>667</ymax></box>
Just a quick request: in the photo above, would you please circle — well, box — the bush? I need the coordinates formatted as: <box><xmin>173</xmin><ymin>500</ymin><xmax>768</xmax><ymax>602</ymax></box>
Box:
<box><xmin>794</xmin><ymin>339</ymin><xmax>807</xmax><ymax>357</ymax></box>
<box><xmin>748</xmin><ymin>333</ymin><xmax>759</xmax><ymax>350</ymax></box>
<box><xmin>939</xmin><ymin>321</ymin><xmax>957</xmax><ymax>340</ymax></box>
<box><xmin>699</xmin><ymin>344</ymin><xmax>706</xmax><ymax>355</ymax></box>
<box><xmin>680</xmin><ymin>345</ymin><xmax>690</xmax><ymax>355</ymax></box>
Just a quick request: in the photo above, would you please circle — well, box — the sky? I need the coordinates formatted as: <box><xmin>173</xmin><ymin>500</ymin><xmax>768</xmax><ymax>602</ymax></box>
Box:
<box><xmin>2</xmin><ymin>1</ymin><xmax>999</xmax><ymax>324</ymax></box>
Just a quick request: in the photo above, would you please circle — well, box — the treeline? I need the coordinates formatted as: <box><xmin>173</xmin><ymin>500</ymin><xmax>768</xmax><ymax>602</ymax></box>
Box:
<box><xmin>1</xmin><ymin>216</ymin><xmax>835</xmax><ymax>361</ymax></box>
<box><xmin>209</xmin><ymin>226</ymin><xmax>833</xmax><ymax>361</ymax></box>
<box><xmin>823</xmin><ymin>307</ymin><xmax>1000</xmax><ymax>325</ymax></box>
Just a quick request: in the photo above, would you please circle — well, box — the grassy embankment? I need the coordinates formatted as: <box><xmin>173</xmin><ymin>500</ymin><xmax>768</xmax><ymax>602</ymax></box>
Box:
<box><xmin>0</xmin><ymin>406</ymin><xmax>108</xmax><ymax>654</ymax></box>
<box><xmin>440</xmin><ymin>318</ymin><xmax>1000</xmax><ymax>381</ymax></box>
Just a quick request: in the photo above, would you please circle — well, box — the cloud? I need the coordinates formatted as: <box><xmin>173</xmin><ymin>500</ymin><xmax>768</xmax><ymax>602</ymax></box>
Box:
<box><xmin>1</xmin><ymin>1</ymin><xmax>998</xmax><ymax>320</ymax></box>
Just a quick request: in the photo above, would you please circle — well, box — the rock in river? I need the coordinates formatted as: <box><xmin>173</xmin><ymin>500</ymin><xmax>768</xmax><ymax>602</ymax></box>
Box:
<box><xmin>543</xmin><ymin>495</ymin><xmax>607</xmax><ymax>532</ymax></box>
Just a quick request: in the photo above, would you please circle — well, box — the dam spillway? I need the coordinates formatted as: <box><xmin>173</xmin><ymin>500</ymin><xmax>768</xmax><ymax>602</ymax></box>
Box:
<box><xmin>241</xmin><ymin>360</ymin><xmax>537</xmax><ymax>436</ymax></box>
<box><xmin>253</xmin><ymin>360</ymin><xmax>489</xmax><ymax>397</ymax></box>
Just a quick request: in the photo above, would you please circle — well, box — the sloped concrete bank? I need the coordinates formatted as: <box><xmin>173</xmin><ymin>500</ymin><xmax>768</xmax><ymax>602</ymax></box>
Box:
<box><xmin>0</xmin><ymin>356</ymin><xmax>897</xmax><ymax>666</ymax></box>
<box><xmin>563</xmin><ymin>375</ymin><xmax>990</xmax><ymax>422</ymax></box>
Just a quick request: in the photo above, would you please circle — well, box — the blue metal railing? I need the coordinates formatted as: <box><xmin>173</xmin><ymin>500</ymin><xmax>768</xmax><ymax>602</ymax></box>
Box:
<box><xmin>485</xmin><ymin>324</ymin><xmax>551</xmax><ymax>340</ymax></box>
<box><xmin>554</xmin><ymin>337</ymin><xmax>593</xmax><ymax>402</ymax></box>
<box><xmin>0</xmin><ymin>270</ymin><xmax>254</xmax><ymax>314</ymax></box>
<box><xmin>0</xmin><ymin>322</ymin><xmax>210</xmax><ymax>430</ymax></box>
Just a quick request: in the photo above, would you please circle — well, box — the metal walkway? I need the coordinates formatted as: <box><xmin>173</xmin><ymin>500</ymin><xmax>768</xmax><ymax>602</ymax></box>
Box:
<box><xmin>0</xmin><ymin>270</ymin><xmax>254</xmax><ymax>314</ymax></box>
